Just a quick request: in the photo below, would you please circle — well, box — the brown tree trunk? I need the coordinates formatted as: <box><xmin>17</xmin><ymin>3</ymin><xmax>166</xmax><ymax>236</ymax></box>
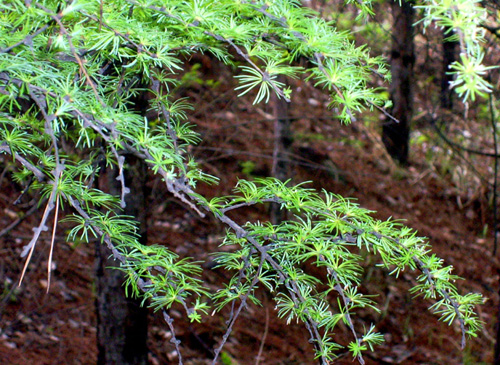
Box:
<box><xmin>270</xmin><ymin>76</ymin><xmax>292</xmax><ymax>224</ymax></box>
<box><xmin>441</xmin><ymin>30</ymin><xmax>458</xmax><ymax>110</ymax></box>
<box><xmin>495</xmin><ymin>265</ymin><xmax>500</xmax><ymax>364</ymax></box>
<box><xmin>382</xmin><ymin>0</ymin><xmax>415</xmax><ymax>165</ymax></box>
<box><xmin>95</xmin><ymin>157</ymin><xmax>149</xmax><ymax>365</ymax></box>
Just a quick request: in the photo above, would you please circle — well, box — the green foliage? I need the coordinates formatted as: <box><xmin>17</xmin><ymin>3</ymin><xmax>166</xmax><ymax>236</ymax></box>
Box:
<box><xmin>415</xmin><ymin>0</ymin><xmax>498</xmax><ymax>101</ymax></box>
<box><xmin>0</xmin><ymin>0</ymin><xmax>488</xmax><ymax>363</ymax></box>
<box><xmin>239</xmin><ymin>160</ymin><xmax>257</xmax><ymax>176</ymax></box>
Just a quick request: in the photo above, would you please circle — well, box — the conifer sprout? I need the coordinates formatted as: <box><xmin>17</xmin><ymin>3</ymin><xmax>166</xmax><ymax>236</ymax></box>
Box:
<box><xmin>0</xmin><ymin>0</ymin><xmax>489</xmax><ymax>363</ymax></box>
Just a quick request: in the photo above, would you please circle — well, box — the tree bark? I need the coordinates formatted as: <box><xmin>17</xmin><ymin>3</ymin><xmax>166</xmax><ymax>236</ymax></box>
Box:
<box><xmin>270</xmin><ymin>76</ymin><xmax>292</xmax><ymax>224</ymax></box>
<box><xmin>95</xmin><ymin>157</ymin><xmax>149</xmax><ymax>365</ymax></box>
<box><xmin>441</xmin><ymin>30</ymin><xmax>458</xmax><ymax>110</ymax></box>
<box><xmin>382</xmin><ymin>0</ymin><xmax>415</xmax><ymax>165</ymax></box>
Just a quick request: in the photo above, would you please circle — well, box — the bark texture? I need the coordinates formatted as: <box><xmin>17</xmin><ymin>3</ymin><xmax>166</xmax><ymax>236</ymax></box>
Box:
<box><xmin>382</xmin><ymin>0</ymin><xmax>415</xmax><ymax>165</ymax></box>
<box><xmin>270</xmin><ymin>75</ymin><xmax>292</xmax><ymax>224</ymax></box>
<box><xmin>441</xmin><ymin>30</ymin><xmax>458</xmax><ymax>110</ymax></box>
<box><xmin>95</xmin><ymin>158</ymin><xmax>149</xmax><ymax>365</ymax></box>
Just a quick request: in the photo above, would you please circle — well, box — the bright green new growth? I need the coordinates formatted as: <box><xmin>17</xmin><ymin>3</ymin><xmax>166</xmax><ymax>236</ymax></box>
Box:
<box><xmin>416</xmin><ymin>0</ymin><xmax>497</xmax><ymax>101</ymax></box>
<box><xmin>0</xmin><ymin>0</ymin><xmax>487</xmax><ymax>363</ymax></box>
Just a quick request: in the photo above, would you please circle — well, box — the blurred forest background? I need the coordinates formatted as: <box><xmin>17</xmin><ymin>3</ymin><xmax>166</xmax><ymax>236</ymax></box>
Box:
<box><xmin>0</xmin><ymin>0</ymin><xmax>499</xmax><ymax>363</ymax></box>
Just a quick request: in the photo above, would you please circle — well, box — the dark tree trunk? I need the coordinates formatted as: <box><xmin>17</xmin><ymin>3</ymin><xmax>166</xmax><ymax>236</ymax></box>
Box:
<box><xmin>270</xmin><ymin>76</ymin><xmax>292</xmax><ymax>224</ymax></box>
<box><xmin>382</xmin><ymin>0</ymin><xmax>415</xmax><ymax>165</ymax></box>
<box><xmin>441</xmin><ymin>30</ymin><xmax>459</xmax><ymax>110</ymax></box>
<box><xmin>95</xmin><ymin>157</ymin><xmax>149</xmax><ymax>365</ymax></box>
<box><xmin>495</xmin><ymin>264</ymin><xmax>500</xmax><ymax>364</ymax></box>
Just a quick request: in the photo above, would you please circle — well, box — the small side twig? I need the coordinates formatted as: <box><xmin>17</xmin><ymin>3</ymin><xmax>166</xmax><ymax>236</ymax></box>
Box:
<box><xmin>0</xmin><ymin>22</ymin><xmax>52</xmax><ymax>54</ymax></box>
<box><xmin>314</xmin><ymin>53</ymin><xmax>356</xmax><ymax>122</ymax></box>
<box><xmin>255</xmin><ymin>304</ymin><xmax>269</xmax><ymax>365</ymax></box>
<box><xmin>46</xmin><ymin>185</ymin><xmax>60</xmax><ymax>293</ymax></box>
<box><xmin>212</xmin><ymin>250</ymin><xmax>266</xmax><ymax>365</ymax></box>
<box><xmin>162</xmin><ymin>310</ymin><xmax>184</xmax><ymax>365</ymax></box>
<box><xmin>18</xmin><ymin>183</ymin><xmax>56</xmax><ymax>286</ymax></box>
<box><xmin>0</xmin><ymin>201</ymin><xmax>40</xmax><ymax>239</ymax></box>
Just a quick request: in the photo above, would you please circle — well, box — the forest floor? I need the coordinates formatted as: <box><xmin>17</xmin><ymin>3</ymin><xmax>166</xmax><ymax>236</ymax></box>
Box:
<box><xmin>0</xmin><ymin>61</ymin><xmax>497</xmax><ymax>364</ymax></box>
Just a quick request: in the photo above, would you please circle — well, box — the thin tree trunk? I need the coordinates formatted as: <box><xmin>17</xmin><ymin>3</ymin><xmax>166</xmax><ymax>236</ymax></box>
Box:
<box><xmin>441</xmin><ymin>30</ymin><xmax>458</xmax><ymax>110</ymax></box>
<box><xmin>95</xmin><ymin>157</ymin><xmax>149</xmax><ymax>365</ymax></box>
<box><xmin>495</xmin><ymin>265</ymin><xmax>500</xmax><ymax>364</ymax></box>
<box><xmin>382</xmin><ymin>0</ymin><xmax>415</xmax><ymax>165</ymax></box>
<box><xmin>270</xmin><ymin>76</ymin><xmax>292</xmax><ymax>224</ymax></box>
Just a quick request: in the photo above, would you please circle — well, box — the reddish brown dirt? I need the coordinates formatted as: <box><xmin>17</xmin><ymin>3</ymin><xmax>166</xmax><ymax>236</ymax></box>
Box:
<box><xmin>0</xmin><ymin>71</ymin><xmax>496</xmax><ymax>364</ymax></box>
